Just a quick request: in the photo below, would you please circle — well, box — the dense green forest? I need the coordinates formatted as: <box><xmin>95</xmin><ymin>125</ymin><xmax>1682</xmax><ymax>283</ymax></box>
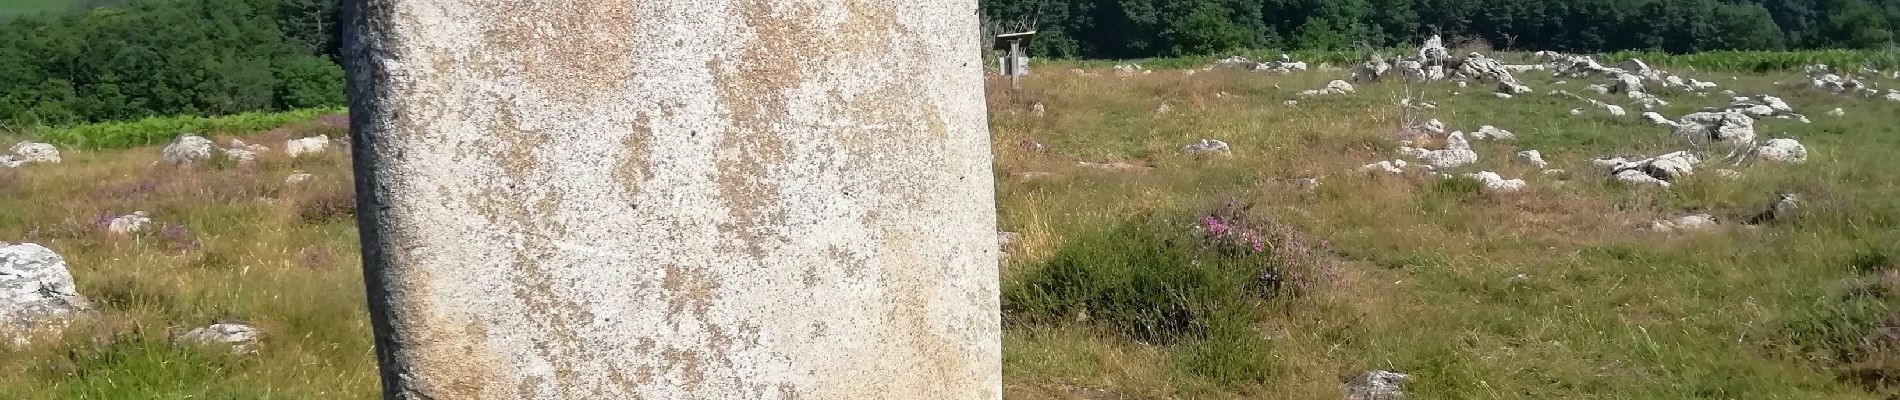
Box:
<box><xmin>984</xmin><ymin>0</ymin><xmax>1899</xmax><ymax>58</ymax></box>
<box><xmin>0</xmin><ymin>0</ymin><xmax>340</xmax><ymax>127</ymax></box>
<box><xmin>0</xmin><ymin>0</ymin><xmax>1896</xmax><ymax>127</ymax></box>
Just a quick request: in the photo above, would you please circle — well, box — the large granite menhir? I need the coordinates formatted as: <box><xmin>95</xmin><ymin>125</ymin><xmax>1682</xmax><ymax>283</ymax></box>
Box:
<box><xmin>342</xmin><ymin>0</ymin><xmax>1000</xmax><ymax>399</ymax></box>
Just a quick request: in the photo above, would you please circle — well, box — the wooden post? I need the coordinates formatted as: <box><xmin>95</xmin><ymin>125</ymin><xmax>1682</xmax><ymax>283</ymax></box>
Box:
<box><xmin>341</xmin><ymin>1</ymin><xmax>1000</xmax><ymax>398</ymax></box>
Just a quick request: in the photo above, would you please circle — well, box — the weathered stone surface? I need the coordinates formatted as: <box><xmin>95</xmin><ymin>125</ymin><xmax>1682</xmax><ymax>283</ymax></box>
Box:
<box><xmin>1182</xmin><ymin>139</ymin><xmax>1230</xmax><ymax>155</ymax></box>
<box><xmin>1650</xmin><ymin>214</ymin><xmax>1717</xmax><ymax>233</ymax></box>
<box><xmin>285</xmin><ymin>135</ymin><xmax>331</xmax><ymax>158</ymax></box>
<box><xmin>1674</xmin><ymin>111</ymin><xmax>1756</xmax><ymax>145</ymax></box>
<box><xmin>1472</xmin><ymin>125</ymin><xmax>1515</xmax><ymax>141</ymax></box>
<box><xmin>1303</xmin><ymin>80</ymin><xmax>1356</xmax><ymax>96</ymax></box>
<box><xmin>162</xmin><ymin>135</ymin><xmax>215</xmax><ymax>165</ymax></box>
<box><xmin>286</xmin><ymin>172</ymin><xmax>314</xmax><ymax>185</ymax></box>
<box><xmin>175</xmin><ymin>321</ymin><xmax>261</xmax><ymax>354</ymax></box>
<box><xmin>1</xmin><ymin>243</ymin><xmax>90</xmax><ymax>339</ymax></box>
<box><xmin>1607</xmin><ymin>151</ymin><xmax>1700</xmax><ymax>187</ymax></box>
<box><xmin>1756</xmin><ymin>138</ymin><xmax>1808</xmax><ymax>163</ymax></box>
<box><xmin>10</xmin><ymin>142</ymin><xmax>60</xmax><ymax>164</ymax></box>
<box><xmin>1515</xmin><ymin>150</ymin><xmax>1548</xmax><ymax>168</ymax></box>
<box><xmin>1360</xmin><ymin>160</ymin><xmax>1408</xmax><ymax>175</ymax></box>
<box><xmin>343</xmin><ymin>1</ymin><xmax>1000</xmax><ymax>398</ymax></box>
<box><xmin>106</xmin><ymin>211</ymin><xmax>151</xmax><ymax>235</ymax></box>
<box><xmin>1749</xmin><ymin>193</ymin><xmax>1802</xmax><ymax>224</ymax></box>
<box><xmin>1465</xmin><ymin>171</ymin><xmax>1527</xmax><ymax>193</ymax></box>
<box><xmin>1345</xmin><ymin>370</ymin><xmax>1409</xmax><ymax>400</ymax></box>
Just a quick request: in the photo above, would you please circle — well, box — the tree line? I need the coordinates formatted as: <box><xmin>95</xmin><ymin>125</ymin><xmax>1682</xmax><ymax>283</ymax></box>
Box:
<box><xmin>0</xmin><ymin>0</ymin><xmax>340</xmax><ymax>127</ymax></box>
<box><xmin>1</xmin><ymin>0</ymin><xmax>1895</xmax><ymax>127</ymax></box>
<box><xmin>984</xmin><ymin>0</ymin><xmax>1899</xmax><ymax>59</ymax></box>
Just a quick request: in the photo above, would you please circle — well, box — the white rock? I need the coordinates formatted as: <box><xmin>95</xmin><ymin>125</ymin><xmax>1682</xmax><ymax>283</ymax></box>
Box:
<box><xmin>1283</xmin><ymin>100</ymin><xmax>1299</xmax><ymax>107</ymax></box>
<box><xmin>175</xmin><ymin>322</ymin><xmax>261</xmax><ymax>354</ymax></box>
<box><xmin>9</xmin><ymin>142</ymin><xmax>59</xmax><ymax>164</ymax></box>
<box><xmin>1</xmin><ymin>243</ymin><xmax>91</xmax><ymax>338</ymax></box>
<box><xmin>1030</xmin><ymin>102</ymin><xmax>1046</xmax><ymax>117</ymax></box>
<box><xmin>1651</xmin><ymin>214</ymin><xmax>1718</xmax><ymax>233</ymax></box>
<box><xmin>1421</xmin><ymin>149</ymin><xmax>1478</xmax><ymax>170</ymax></box>
<box><xmin>1360</xmin><ymin>160</ymin><xmax>1408</xmax><ymax>175</ymax></box>
<box><xmin>1714</xmin><ymin>169</ymin><xmax>1743</xmax><ymax>179</ymax></box>
<box><xmin>1155</xmin><ymin>103</ymin><xmax>1174</xmax><ymax>115</ymax></box>
<box><xmin>1421</xmin><ymin>119</ymin><xmax>1447</xmax><ymax>135</ymax></box>
<box><xmin>1473</xmin><ymin>125</ymin><xmax>1516</xmax><ymax>141</ymax></box>
<box><xmin>285</xmin><ymin>136</ymin><xmax>331</xmax><ymax>158</ymax></box>
<box><xmin>1602</xmin><ymin>104</ymin><xmax>1627</xmax><ymax>117</ymax></box>
<box><xmin>1465</xmin><ymin>171</ymin><xmax>1527</xmax><ymax>193</ymax></box>
<box><xmin>1827</xmin><ymin>108</ymin><xmax>1845</xmax><ymax>117</ymax></box>
<box><xmin>1346</xmin><ymin>370</ymin><xmax>1409</xmax><ymax>400</ymax></box>
<box><xmin>1614</xmin><ymin>169</ymin><xmax>1672</xmax><ymax>187</ymax></box>
<box><xmin>1642</xmin><ymin>112</ymin><xmax>1677</xmax><ymax>126</ymax></box>
<box><xmin>1570</xmin><ymin>108</ymin><xmax>1585</xmax><ymax>116</ymax></box>
<box><xmin>106</xmin><ymin>211</ymin><xmax>151</xmax><ymax>235</ymax></box>
<box><xmin>1674</xmin><ymin>111</ymin><xmax>1756</xmax><ymax>145</ymax></box>
<box><xmin>1181</xmin><ymin>139</ymin><xmax>1230</xmax><ymax>155</ymax></box>
<box><xmin>1756</xmin><ymin>138</ymin><xmax>1807</xmax><ymax>163</ymax></box>
<box><xmin>1493</xmin><ymin>93</ymin><xmax>1514</xmax><ymax>99</ymax></box>
<box><xmin>1498</xmin><ymin>80</ymin><xmax>1532</xmax><ymax>95</ymax></box>
<box><xmin>1516</xmin><ymin>150</ymin><xmax>1548</xmax><ymax>168</ymax></box>
<box><xmin>1444</xmin><ymin>131</ymin><xmax>1471</xmax><ymax>151</ymax></box>
<box><xmin>286</xmin><ymin>172</ymin><xmax>314</xmax><ymax>185</ymax></box>
<box><xmin>1455</xmin><ymin>81</ymin><xmax>1468</xmax><ymax>88</ymax></box>
<box><xmin>162</xmin><ymin>135</ymin><xmax>215</xmax><ymax>165</ymax></box>
<box><xmin>1761</xmin><ymin>96</ymin><xmax>1794</xmax><ymax>114</ymax></box>
<box><xmin>220</xmin><ymin>147</ymin><xmax>256</xmax><ymax>164</ymax></box>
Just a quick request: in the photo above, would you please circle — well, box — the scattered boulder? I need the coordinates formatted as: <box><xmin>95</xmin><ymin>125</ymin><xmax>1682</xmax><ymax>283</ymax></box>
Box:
<box><xmin>1650</xmin><ymin>214</ymin><xmax>1718</xmax><ymax>233</ymax></box>
<box><xmin>1755</xmin><ymin>138</ymin><xmax>1808</xmax><ymax>163</ymax></box>
<box><xmin>9</xmin><ymin>142</ymin><xmax>60</xmax><ymax>165</ymax></box>
<box><xmin>220</xmin><ymin>148</ymin><xmax>257</xmax><ymax>165</ymax></box>
<box><xmin>1611</xmin><ymin>73</ymin><xmax>1646</xmax><ymax>94</ymax></box>
<box><xmin>1674</xmin><ymin>111</ymin><xmax>1756</xmax><ymax>147</ymax></box>
<box><xmin>1826</xmin><ymin>108</ymin><xmax>1845</xmax><ymax>117</ymax></box>
<box><xmin>2</xmin><ymin>243</ymin><xmax>91</xmax><ymax>339</ymax></box>
<box><xmin>174</xmin><ymin>321</ymin><xmax>261</xmax><ymax>354</ymax></box>
<box><xmin>1112</xmin><ymin>64</ymin><xmax>1147</xmax><ymax>77</ymax></box>
<box><xmin>1030</xmin><ymin>102</ymin><xmax>1046</xmax><ymax>117</ymax></box>
<box><xmin>1345</xmin><ymin>370</ymin><xmax>1409</xmax><ymax>400</ymax></box>
<box><xmin>286</xmin><ymin>172</ymin><xmax>314</xmax><ymax>185</ymax></box>
<box><xmin>1417</xmin><ymin>35</ymin><xmax>1450</xmax><ymax>65</ymax></box>
<box><xmin>1351</xmin><ymin>54</ymin><xmax>1392</xmax><ymax>82</ymax></box>
<box><xmin>1402</xmin><ymin>132</ymin><xmax>1479</xmax><ymax>169</ymax></box>
<box><xmin>1641</xmin><ymin>112</ymin><xmax>1677</xmax><ymax>127</ymax></box>
<box><xmin>1419</xmin><ymin>119</ymin><xmax>1446</xmax><ymax>135</ymax></box>
<box><xmin>1515</xmin><ymin>150</ymin><xmax>1548</xmax><ymax>168</ymax></box>
<box><xmin>162</xmin><ymin>135</ymin><xmax>216</xmax><ymax>165</ymax></box>
<box><xmin>1607</xmin><ymin>151</ymin><xmax>1700</xmax><ymax>187</ymax></box>
<box><xmin>1497</xmin><ymin>79</ymin><xmax>1532</xmax><ymax>95</ymax></box>
<box><xmin>1368</xmin><ymin>159</ymin><xmax>1413</xmax><ymax>175</ymax></box>
<box><xmin>1747</xmin><ymin>193</ymin><xmax>1801</xmax><ymax>224</ymax></box>
<box><xmin>1465</xmin><ymin>171</ymin><xmax>1527</xmax><ymax>193</ymax></box>
<box><xmin>1453</xmin><ymin>52</ymin><xmax>1514</xmax><ymax>82</ymax></box>
<box><xmin>1471</xmin><ymin>125</ymin><xmax>1515</xmax><ymax>141</ymax></box>
<box><xmin>1360</xmin><ymin>160</ymin><xmax>1409</xmax><ymax>175</ymax></box>
<box><xmin>1182</xmin><ymin>139</ymin><xmax>1231</xmax><ymax>156</ymax></box>
<box><xmin>1302</xmin><ymin>80</ymin><xmax>1356</xmax><ymax>96</ymax></box>
<box><xmin>106</xmin><ymin>211</ymin><xmax>151</xmax><ymax>235</ymax></box>
<box><xmin>1077</xmin><ymin>161</ymin><xmax>1153</xmax><ymax>172</ymax></box>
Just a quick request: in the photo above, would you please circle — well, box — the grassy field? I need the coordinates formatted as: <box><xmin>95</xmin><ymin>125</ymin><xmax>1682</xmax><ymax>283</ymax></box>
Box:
<box><xmin>3</xmin><ymin>59</ymin><xmax>1900</xmax><ymax>398</ymax></box>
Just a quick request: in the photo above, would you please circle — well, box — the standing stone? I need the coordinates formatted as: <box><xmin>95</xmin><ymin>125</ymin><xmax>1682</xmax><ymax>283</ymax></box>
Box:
<box><xmin>342</xmin><ymin>1</ymin><xmax>1000</xmax><ymax>399</ymax></box>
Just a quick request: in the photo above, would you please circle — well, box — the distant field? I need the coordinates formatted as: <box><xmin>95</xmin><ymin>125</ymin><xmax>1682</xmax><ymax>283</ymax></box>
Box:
<box><xmin>0</xmin><ymin>0</ymin><xmax>72</xmax><ymax>16</ymax></box>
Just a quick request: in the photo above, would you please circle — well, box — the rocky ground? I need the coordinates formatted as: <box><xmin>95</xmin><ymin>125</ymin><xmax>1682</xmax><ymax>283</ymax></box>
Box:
<box><xmin>3</xmin><ymin>48</ymin><xmax>1900</xmax><ymax>398</ymax></box>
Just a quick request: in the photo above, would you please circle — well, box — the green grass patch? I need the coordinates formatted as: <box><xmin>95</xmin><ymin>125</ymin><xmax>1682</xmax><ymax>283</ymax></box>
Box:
<box><xmin>30</xmin><ymin>108</ymin><xmax>343</xmax><ymax>149</ymax></box>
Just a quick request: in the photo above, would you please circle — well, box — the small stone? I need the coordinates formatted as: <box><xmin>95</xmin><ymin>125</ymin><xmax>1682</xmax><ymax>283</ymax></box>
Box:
<box><xmin>174</xmin><ymin>322</ymin><xmax>261</xmax><ymax>354</ymax></box>
<box><xmin>1756</xmin><ymin>138</ymin><xmax>1807</xmax><ymax>163</ymax></box>
<box><xmin>106</xmin><ymin>212</ymin><xmax>152</xmax><ymax>235</ymax></box>
<box><xmin>1515</xmin><ymin>150</ymin><xmax>1548</xmax><ymax>168</ymax></box>
<box><xmin>285</xmin><ymin>136</ymin><xmax>332</xmax><ymax>158</ymax></box>
<box><xmin>1465</xmin><ymin>171</ymin><xmax>1527</xmax><ymax>193</ymax></box>
<box><xmin>286</xmin><ymin>172</ymin><xmax>315</xmax><ymax>185</ymax></box>
<box><xmin>1181</xmin><ymin>139</ymin><xmax>1231</xmax><ymax>156</ymax></box>
<box><xmin>1826</xmin><ymin>108</ymin><xmax>1845</xmax><ymax>117</ymax></box>
<box><xmin>1345</xmin><ymin>370</ymin><xmax>1409</xmax><ymax>400</ymax></box>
